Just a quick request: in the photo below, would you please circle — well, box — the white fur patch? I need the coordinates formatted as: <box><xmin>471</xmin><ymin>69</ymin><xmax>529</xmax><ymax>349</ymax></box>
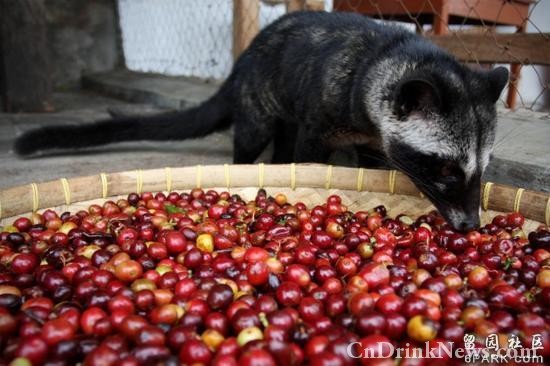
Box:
<box><xmin>480</xmin><ymin>147</ymin><xmax>492</xmax><ymax>171</ymax></box>
<box><xmin>380</xmin><ymin>113</ymin><xmax>459</xmax><ymax>158</ymax></box>
<box><xmin>461</xmin><ymin>150</ymin><xmax>477</xmax><ymax>183</ymax></box>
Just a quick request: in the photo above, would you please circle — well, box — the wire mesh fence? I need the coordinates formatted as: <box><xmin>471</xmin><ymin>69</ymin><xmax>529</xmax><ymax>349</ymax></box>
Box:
<box><xmin>117</xmin><ymin>0</ymin><xmax>549</xmax><ymax>111</ymax></box>
<box><xmin>117</xmin><ymin>0</ymin><xmax>290</xmax><ymax>80</ymax></box>
<box><xmin>118</xmin><ymin>0</ymin><xmax>330</xmax><ymax>80</ymax></box>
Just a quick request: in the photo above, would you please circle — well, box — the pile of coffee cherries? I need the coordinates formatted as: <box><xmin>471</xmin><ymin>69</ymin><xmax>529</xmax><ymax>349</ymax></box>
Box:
<box><xmin>0</xmin><ymin>189</ymin><xmax>548</xmax><ymax>366</ymax></box>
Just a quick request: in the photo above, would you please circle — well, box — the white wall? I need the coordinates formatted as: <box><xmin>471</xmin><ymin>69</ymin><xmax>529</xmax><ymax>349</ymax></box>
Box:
<box><xmin>118</xmin><ymin>0</ymin><xmax>333</xmax><ymax>79</ymax></box>
<box><xmin>118</xmin><ymin>0</ymin><xmax>234</xmax><ymax>79</ymax></box>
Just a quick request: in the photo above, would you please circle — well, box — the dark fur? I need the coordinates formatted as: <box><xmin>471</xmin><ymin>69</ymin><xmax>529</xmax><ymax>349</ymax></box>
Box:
<box><xmin>15</xmin><ymin>12</ymin><xmax>508</xmax><ymax>230</ymax></box>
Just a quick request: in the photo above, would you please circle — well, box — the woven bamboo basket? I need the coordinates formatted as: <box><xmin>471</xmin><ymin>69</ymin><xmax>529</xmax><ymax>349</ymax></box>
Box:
<box><xmin>1</xmin><ymin>164</ymin><xmax>549</xmax><ymax>232</ymax></box>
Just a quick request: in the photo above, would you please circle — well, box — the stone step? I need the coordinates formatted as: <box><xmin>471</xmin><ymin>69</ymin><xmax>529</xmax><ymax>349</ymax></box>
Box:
<box><xmin>82</xmin><ymin>69</ymin><xmax>220</xmax><ymax>110</ymax></box>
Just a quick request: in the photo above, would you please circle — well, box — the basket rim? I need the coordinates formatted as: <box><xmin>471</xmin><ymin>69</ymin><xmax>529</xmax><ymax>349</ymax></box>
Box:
<box><xmin>0</xmin><ymin>164</ymin><xmax>548</xmax><ymax>225</ymax></box>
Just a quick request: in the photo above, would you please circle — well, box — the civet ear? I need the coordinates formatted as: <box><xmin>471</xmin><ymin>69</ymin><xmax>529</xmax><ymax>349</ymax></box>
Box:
<box><xmin>393</xmin><ymin>78</ymin><xmax>441</xmax><ymax>118</ymax></box>
<box><xmin>487</xmin><ymin>66</ymin><xmax>509</xmax><ymax>103</ymax></box>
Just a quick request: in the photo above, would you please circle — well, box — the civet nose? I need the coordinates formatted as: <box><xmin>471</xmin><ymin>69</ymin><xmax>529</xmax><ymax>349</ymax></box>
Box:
<box><xmin>458</xmin><ymin>220</ymin><xmax>478</xmax><ymax>232</ymax></box>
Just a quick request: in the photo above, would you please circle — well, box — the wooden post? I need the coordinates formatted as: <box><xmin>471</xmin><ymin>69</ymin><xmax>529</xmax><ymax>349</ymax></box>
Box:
<box><xmin>0</xmin><ymin>0</ymin><xmax>53</xmax><ymax>112</ymax></box>
<box><xmin>233</xmin><ymin>0</ymin><xmax>260</xmax><ymax>60</ymax></box>
<box><xmin>432</xmin><ymin>2</ymin><xmax>449</xmax><ymax>35</ymax></box>
<box><xmin>286</xmin><ymin>0</ymin><xmax>305</xmax><ymax>12</ymax></box>
<box><xmin>506</xmin><ymin>24</ymin><xmax>527</xmax><ymax>109</ymax></box>
<box><xmin>305</xmin><ymin>0</ymin><xmax>325</xmax><ymax>11</ymax></box>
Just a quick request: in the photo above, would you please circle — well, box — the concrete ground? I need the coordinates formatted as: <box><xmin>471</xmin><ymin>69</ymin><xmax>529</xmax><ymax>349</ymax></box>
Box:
<box><xmin>0</xmin><ymin>91</ymin><xmax>233</xmax><ymax>189</ymax></box>
<box><xmin>0</xmin><ymin>70</ymin><xmax>549</xmax><ymax>192</ymax></box>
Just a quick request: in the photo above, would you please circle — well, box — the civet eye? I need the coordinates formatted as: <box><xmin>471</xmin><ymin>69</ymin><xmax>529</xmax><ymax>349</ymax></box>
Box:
<box><xmin>441</xmin><ymin>162</ymin><xmax>454</xmax><ymax>177</ymax></box>
<box><xmin>439</xmin><ymin>175</ymin><xmax>459</xmax><ymax>185</ymax></box>
<box><xmin>439</xmin><ymin>162</ymin><xmax>462</xmax><ymax>185</ymax></box>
